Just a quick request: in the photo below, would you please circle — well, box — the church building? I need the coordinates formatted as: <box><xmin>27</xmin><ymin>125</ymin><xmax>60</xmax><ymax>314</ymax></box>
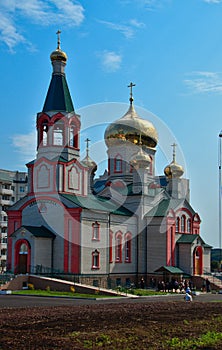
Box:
<box><xmin>7</xmin><ymin>34</ymin><xmax>211</xmax><ymax>288</ymax></box>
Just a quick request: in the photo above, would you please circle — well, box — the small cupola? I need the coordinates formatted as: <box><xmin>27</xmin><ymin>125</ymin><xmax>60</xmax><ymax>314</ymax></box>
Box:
<box><xmin>164</xmin><ymin>143</ymin><xmax>184</xmax><ymax>179</ymax></box>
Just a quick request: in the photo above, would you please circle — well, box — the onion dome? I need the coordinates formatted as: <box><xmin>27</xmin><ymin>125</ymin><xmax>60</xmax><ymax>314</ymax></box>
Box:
<box><xmin>81</xmin><ymin>138</ymin><xmax>97</xmax><ymax>171</ymax></box>
<box><xmin>50</xmin><ymin>48</ymin><xmax>67</xmax><ymax>62</ymax></box>
<box><xmin>82</xmin><ymin>155</ymin><xmax>97</xmax><ymax>171</ymax></box>
<box><xmin>50</xmin><ymin>30</ymin><xmax>67</xmax><ymax>63</ymax></box>
<box><xmin>104</xmin><ymin>83</ymin><xmax>158</xmax><ymax>149</ymax></box>
<box><xmin>130</xmin><ymin>146</ymin><xmax>151</xmax><ymax>169</ymax></box>
<box><xmin>164</xmin><ymin>143</ymin><xmax>184</xmax><ymax>179</ymax></box>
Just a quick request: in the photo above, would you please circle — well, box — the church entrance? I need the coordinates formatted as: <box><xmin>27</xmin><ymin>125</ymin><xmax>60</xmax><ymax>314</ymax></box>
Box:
<box><xmin>18</xmin><ymin>252</ymin><xmax>28</xmax><ymax>274</ymax></box>
<box><xmin>15</xmin><ymin>240</ymin><xmax>31</xmax><ymax>274</ymax></box>
<box><xmin>193</xmin><ymin>246</ymin><xmax>203</xmax><ymax>275</ymax></box>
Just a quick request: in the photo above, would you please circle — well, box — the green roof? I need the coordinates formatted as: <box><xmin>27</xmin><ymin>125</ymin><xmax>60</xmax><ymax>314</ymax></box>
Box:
<box><xmin>146</xmin><ymin>198</ymin><xmax>196</xmax><ymax>217</ymax></box>
<box><xmin>43</xmin><ymin>74</ymin><xmax>74</xmax><ymax>113</ymax></box>
<box><xmin>60</xmin><ymin>193</ymin><xmax>133</xmax><ymax>216</ymax></box>
<box><xmin>176</xmin><ymin>234</ymin><xmax>199</xmax><ymax>244</ymax></box>
<box><xmin>12</xmin><ymin>225</ymin><xmax>55</xmax><ymax>238</ymax></box>
<box><xmin>155</xmin><ymin>266</ymin><xmax>185</xmax><ymax>274</ymax></box>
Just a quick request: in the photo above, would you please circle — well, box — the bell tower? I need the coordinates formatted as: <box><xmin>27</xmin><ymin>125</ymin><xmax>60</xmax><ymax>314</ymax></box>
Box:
<box><xmin>27</xmin><ymin>32</ymin><xmax>88</xmax><ymax>197</ymax></box>
<box><xmin>36</xmin><ymin>30</ymin><xmax>80</xmax><ymax>162</ymax></box>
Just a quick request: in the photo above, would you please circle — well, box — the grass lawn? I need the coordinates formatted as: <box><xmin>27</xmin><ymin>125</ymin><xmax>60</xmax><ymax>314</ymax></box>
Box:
<box><xmin>12</xmin><ymin>289</ymin><xmax>113</xmax><ymax>298</ymax></box>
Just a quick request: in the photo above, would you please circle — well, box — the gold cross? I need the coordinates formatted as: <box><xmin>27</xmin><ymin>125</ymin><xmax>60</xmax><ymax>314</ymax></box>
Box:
<box><xmin>56</xmin><ymin>30</ymin><xmax>61</xmax><ymax>49</ymax></box>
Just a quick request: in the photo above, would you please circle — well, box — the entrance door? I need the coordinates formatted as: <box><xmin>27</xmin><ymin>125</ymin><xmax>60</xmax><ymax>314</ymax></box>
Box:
<box><xmin>18</xmin><ymin>254</ymin><xmax>28</xmax><ymax>274</ymax></box>
<box><xmin>193</xmin><ymin>246</ymin><xmax>203</xmax><ymax>275</ymax></box>
<box><xmin>18</xmin><ymin>243</ymin><xmax>29</xmax><ymax>274</ymax></box>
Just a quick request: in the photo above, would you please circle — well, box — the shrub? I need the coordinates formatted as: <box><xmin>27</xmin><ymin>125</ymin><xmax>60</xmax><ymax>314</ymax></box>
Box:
<box><xmin>28</xmin><ymin>283</ymin><xmax>34</xmax><ymax>290</ymax></box>
<box><xmin>70</xmin><ymin>286</ymin><xmax>75</xmax><ymax>293</ymax></box>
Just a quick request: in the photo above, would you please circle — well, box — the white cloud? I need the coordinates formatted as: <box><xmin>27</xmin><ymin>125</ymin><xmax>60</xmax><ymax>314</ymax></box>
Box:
<box><xmin>0</xmin><ymin>0</ymin><xmax>85</xmax><ymax>51</ymax></box>
<box><xmin>98</xmin><ymin>51</ymin><xmax>122</xmax><ymax>72</ymax></box>
<box><xmin>184</xmin><ymin>71</ymin><xmax>222</xmax><ymax>94</ymax></box>
<box><xmin>12</xmin><ymin>131</ymin><xmax>36</xmax><ymax>162</ymax></box>
<box><xmin>98</xmin><ymin>19</ymin><xmax>145</xmax><ymax>39</ymax></box>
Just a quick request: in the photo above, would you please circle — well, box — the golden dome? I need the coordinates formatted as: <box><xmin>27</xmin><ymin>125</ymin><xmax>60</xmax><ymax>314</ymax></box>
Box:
<box><xmin>164</xmin><ymin>144</ymin><xmax>184</xmax><ymax>179</ymax></box>
<box><xmin>164</xmin><ymin>161</ymin><xmax>184</xmax><ymax>179</ymax></box>
<box><xmin>50</xmin><ymin>30</ymin><xmax>67</xmax><ymax>62</ymax></box>
<box><xmin>104</xmin><ymin>104</ymin><xmax>158</xmax><ymax>148</ymax></box>
<box><xmin>50</xmin><ymin>48</ymin><xmax>67</xmax><ymax>62</ymax></box>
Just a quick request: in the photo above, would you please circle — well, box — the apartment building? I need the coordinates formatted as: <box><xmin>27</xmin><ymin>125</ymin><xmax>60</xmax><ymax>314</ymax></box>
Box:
<box><xmin>0</xmin><ymin>170</ymin><xmax>27</xmax><ymax>272</ymax></box>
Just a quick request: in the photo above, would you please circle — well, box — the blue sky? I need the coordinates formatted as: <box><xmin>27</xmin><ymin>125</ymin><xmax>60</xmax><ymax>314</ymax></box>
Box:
<box><xmin>0</xmin><ymin>0</ymin><xmax>222</xmax><ymax>248</ymax></box>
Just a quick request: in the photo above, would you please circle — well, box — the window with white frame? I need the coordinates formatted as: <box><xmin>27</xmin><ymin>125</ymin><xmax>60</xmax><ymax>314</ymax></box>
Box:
<box><xmin>92</xmin><ymin>221</ymin><xmax>100</xmax><ymax>240</ymax></box>
<box><xmin>187</xmin><ymin>218</ymin><xmax>191</xmax><ymax>233</ymax></box>
<box><xmin>176</xmin><ymin>217</ymin><xmax>180</xmax><ymax>232</ymax></box>
<box><xmin>125</xmin><ymin>233</ymin><xmax>132</xmax><ymax>262</ymax></box>
<box><xmin>181</xmin><ymin>215</ymin><xmax>186</xmax><ymax>233</ymax></box>
<box><xmin>92</xmin><ymin>249</ymin><xmax>100</xmax><ymax>269</ymax></box>
<box><xmin>115</xmin><ymin>232</ymin><xmax>122</xmax><ymax>262</ymax></box>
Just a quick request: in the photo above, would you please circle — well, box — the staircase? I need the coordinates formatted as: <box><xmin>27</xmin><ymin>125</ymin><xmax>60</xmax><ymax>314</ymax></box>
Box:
<box><xmin>201</xmin><ymin>274</ymin><xmax>222</xmax><ymax>291</ymax></box>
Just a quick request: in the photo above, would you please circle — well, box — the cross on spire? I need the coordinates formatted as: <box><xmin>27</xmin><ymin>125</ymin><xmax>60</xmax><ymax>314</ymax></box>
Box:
<box><xmin>85</xmin><ymin>138</ymin><xmax>91</xmax><ymax>157</ymax></box>
<box><xmin>56</xmin><ymin>30</ymin><xmax>61</xmax><ymax>50</ymax></box>
<box><xmin>128</xmin><ymin>82</ymin><xmax>136</xmax><ymax>105</ymax></box>
<box><xmin>171</xmin><ymin>143</ymin><xmax>177</xmax><ymax>163</ymax></box>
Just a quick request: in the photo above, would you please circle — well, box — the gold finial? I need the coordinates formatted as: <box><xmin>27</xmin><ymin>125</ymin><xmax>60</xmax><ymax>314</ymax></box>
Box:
<box><xmin>128</xmin><ymin>82</ymin><xmax>136</xmax><ymax>105</ymax></box>
<box><xmin>171</xmin><ymin>143</ymin><xmax>177</xmax><ymax>163</ymax></box>
<box><xmin>85</xmin><ymin>138</ymin><xmax>91</xmax><ymax>157</ymax></box>
<box><xmin>56</xmin><ymin>30</ymin><xmax>61</xmax><ymax>50</ymax></box>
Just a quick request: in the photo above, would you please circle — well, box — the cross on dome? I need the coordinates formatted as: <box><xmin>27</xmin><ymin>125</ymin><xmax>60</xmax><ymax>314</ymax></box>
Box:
<box><xmin>85</xmin><ymin>138</ymin><xmax>91</xmax><ymax>158</ymax></box>
<box><xmin>56</xmin><ymin>30</ymin><xmax>61</xmax><ymax>50</ymax></box>
<box><xmin>171</xmin><ymin>142</ymin><xmax>177</xmax><ymax>163</ymax></box>
<box><xmin>128</xmin><ymin>82</ymin><xmax>136</xmax><ymax>105</ymax></box>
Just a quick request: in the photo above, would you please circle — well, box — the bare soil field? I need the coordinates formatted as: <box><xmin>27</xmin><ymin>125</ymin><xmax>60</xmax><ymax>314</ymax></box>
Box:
<box><xmin>1</xmin><ymin>301</ymin><xmax>222</xmax><ymax>349</ymax></box>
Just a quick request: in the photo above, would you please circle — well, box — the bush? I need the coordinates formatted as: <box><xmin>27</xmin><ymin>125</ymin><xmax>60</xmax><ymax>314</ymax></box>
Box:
<box><xmin>70</xmin><ymin>286</ymin><xmax>75</xmax><ymax>293</ymax></box>
<box><xmin>28</xmin><ymin>283</ymin><xmax>34</xmax><ymax>290</ymax></box>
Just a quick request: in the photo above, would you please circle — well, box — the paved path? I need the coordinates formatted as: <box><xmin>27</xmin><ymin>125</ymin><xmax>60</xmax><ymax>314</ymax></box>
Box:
<box><xmin>0</xmin><ymin>292</ymin><xmax>222</xmax><ymax>308</ymax></box>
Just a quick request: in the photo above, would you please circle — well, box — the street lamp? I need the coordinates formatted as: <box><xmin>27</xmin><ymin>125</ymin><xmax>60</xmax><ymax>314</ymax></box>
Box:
<box><xmin>219</xmin><ymin>131</ymin><xmax>222</xmax><ymax>270</ymax></box>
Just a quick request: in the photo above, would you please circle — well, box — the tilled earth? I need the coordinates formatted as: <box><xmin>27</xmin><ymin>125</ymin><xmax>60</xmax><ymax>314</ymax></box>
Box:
<box><xmin>1</xmin><ymin>301</ymin><xmax>222</xmax><ymax>349</ymax></box>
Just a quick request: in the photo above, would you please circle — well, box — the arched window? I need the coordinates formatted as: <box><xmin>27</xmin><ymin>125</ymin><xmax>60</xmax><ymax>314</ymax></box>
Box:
<box><xmin>92</xmin><ymin>249</ymin><xmax>100</xmax><ymax>269</ymax></box>
<box><xmin>181</xmin><ymin>215</ymin><xmax>186</xmax><ymax>233</ymax></box>
<box><xmin>92</xmin><ymin>221</ymin><xmax>100</xmax><ymax>241</ymax></box>
<box><xmin>187</xmin><ymin>218</ymin><xmax>191</xmax><ymax>233</ymax></box>
<box><xmin>114</xmin><ymin>155</ymin><xmax>122</xmax><ymax>173</ymax></box>
<box><xmin>19</xmin><ymin>243</ymin><xmax>28</xmax><ymax>254</ymax></box>
<box><xmin>115</xmin><ymin>232</ymin><xmax>122</xmax><ymax>262</ymax></box>
<box><xmin>69</xmin><ymin>124</ymin><xmax>75</xmax><ymax>147</ymax></box>
<box><xmin>53</xmin><ymin>119</ymin><xmax>64</xmax><ymax>146</ymax></box>
<box><xmin>42</xmin><ymin>121</ymin><xmax>48</xmax><ymax>146</ymax></box>
<box><xmin>125</xmin><ymin>233</ymin><xmax>132</xmax><ymax>263</ymax></box>
<box><xmin>176</xmin><ymin>217</ymin><xmax>180</xmax><ymax>232</ymax></box>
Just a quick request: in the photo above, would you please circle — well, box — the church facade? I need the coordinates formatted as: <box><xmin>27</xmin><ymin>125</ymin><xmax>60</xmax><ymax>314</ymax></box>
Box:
<box><xmin>7</xmin><ymin>35</ymin><xmax>211</xmax><ymax>288</ymax></box>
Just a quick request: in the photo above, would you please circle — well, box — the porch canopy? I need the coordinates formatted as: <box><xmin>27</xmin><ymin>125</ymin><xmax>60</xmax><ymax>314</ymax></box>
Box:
<box><xmin>154</xmin><ymin>266</ymin><xmax>188</xmax><ymax>282</ymax></box>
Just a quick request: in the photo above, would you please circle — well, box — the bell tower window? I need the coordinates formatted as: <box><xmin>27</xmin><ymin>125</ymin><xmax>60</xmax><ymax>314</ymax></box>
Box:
<box><xmin>43</xmin><ymin>121</ymin><xmax>48</xmax><ymax>146</ymax></box>
<box><xmin>53</xmin><ymin>120</ymin><xmax>64</xmax><ymax>146</ymax></box>
<box><xmin>69</xmin><ymin>125</ymin><xmax>75</xmax><ymax>147</ymax></box>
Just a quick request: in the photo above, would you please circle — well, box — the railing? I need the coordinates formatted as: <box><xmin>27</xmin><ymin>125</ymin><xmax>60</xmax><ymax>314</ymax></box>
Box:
<box><xmin>0</xmin><ymin>189</ymin><xmax>13</xmax><ymax>196</ymax></box>
<box><xmin>0</xmin><ymin>273</ymin><xmax>14</xmax><ymax>286</ymax></box>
